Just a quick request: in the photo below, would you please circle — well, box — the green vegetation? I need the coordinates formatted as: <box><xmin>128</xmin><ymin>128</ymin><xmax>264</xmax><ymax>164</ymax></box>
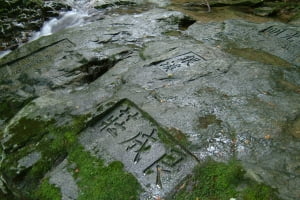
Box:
<box><xmin>0</xmin><ymin>98</ymin><xmax>33</xmax><ymax>122</ymax></box>
<box><xmin>68</xmin><ymin>147</ymin><xmax>141</xmax><ymax>200</ymax></box>
<box><xmin>34</xmin><ymin>179</ymin><xmax>62</xmax><ymax>200</ymax></box>
<box><xmin>0</xmin><ymin>114</ymin><xmax>88</xmax><ymax>199</ymax></box>
<box><xmin>172</xmin><ymin>159</ymin><xmax>280</xmax><ymax>200</ymax></box>
<box><xmin>5</xmin><ymin>117</ymin><xmax>54</xmax><ymax>150</ymax></box>
<box><xmin>168</xmin><ymin>127</ymin><xmax>190</xmax><ymax>147</ymax></box>
<box><xmin>0</xmin><ymin>0</ymin><xmax>43</xmax><ymax>9</ymax></box>
<box><xmin>242</xmin><ymin>183</ymin><xmax>280</xmax><ymax>200</ymax></box>
<box><xmin>198</xmin><ymin>114</ymin><xmax>223</xmax><ymax>129</ymax></box>
<box><xmin>173</xmin><ymin>160</ymin><xmax>243</xmax><ymax>200</ymax></box>
<box><xmin>1</xmin><ymin>108</ymin><xmax>142</xmax><ymax>200</ymax></box>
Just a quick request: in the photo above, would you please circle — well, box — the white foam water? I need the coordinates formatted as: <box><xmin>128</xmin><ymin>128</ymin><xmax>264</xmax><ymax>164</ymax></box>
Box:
<box><xmin>0</xmin><ymin>0</ymin><xmax>101</xmax><ymax>58</ymax></box>
<box><xmin>30</xmin><ymin>10</ymin><xmax>88</xmax><ymax>40</ymax></box>
<box><xmin>30</xmin><ymin>0</ymin><xmax>98</xmax><ymax>41</ymax></box>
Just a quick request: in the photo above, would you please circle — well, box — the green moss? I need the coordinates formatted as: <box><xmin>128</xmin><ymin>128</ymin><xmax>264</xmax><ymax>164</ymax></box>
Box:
<box><xmin>172</xmin><ymin>159</ymin><xmax>281</xmax><ymax>200</ymax></box>
<box><xmin>198</xmin><ymin>114</ymin><xmax>223</xmax><ymax>129</ymax></box>
<box><xmin>168</xmin><ymin>127</ymin><xmax>190</xmax><ymax>147</ymax></box>
<box><xmin>68</xmin><ymin>146</ymin><xmax>141</xmax><ymax>200</ymax></box>
<box><xmin>26</xmin><ymin>131</ymin><xmax>77</xmax><ymax>182</ymax></box>
<box><xmin>242</xmin><ymin>183</ymin><xmax>280</xmax><ymax>200</ymax></box>
<box><xmin>5</xmin><ymin>117</ymin><xmax>54</xmax><ymax>151</ymax></box>
<box><xmin>1</xmin><ymin>114</ymin><xmax>89</xmax><ymax>198</ymax></box>
<box><xmin>24</xmin><ymin>115</ymin><xmax>87</xmax><ymax>188</ymax></box>
<box><xmin>0</xmin><ymin>97</ymin><xmax>33</xmax><ymax>122</ymax></box>
<box><xmin>173</xmin><ymin>159</ymin><xmax>243</xmax><ymax>200</ymax></box>
<box><xmin>34</xmin><ymin>179</ymin><xmax>62</xmax><ymax>200</ymax></box>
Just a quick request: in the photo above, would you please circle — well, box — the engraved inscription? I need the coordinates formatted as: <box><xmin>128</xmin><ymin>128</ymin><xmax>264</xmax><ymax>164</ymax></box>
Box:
<box><xmin>260</xmin><ymin>26</ymin><xmax>300</xmax><ymax>43</ymax></box>
<box><xmin>158</xmin><ymin>52</ymin><xmax>205</xmax><ymax>73</ymax></box>
<box><xmin>80</xmin><ymin>100</ymin><xmax>197</xmax><ymax>195</ymax></box>
<box><xmin>0</xmin><ymin>39</ymin><xmax>75</xmax><ymax>79</ymax></box>
<box><xmin>119</xmin><ymin>129</ymin><xmax>158</xmax><ymax>163</ymax></box>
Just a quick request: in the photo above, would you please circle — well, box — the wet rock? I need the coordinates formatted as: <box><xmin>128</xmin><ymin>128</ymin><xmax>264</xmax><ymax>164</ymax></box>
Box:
<box><xmin>48</xmin><ymin>159</ymin><xmax>79</xmax><ymax>200</ymax></box>
<box><xmin>93</xmin><ymin>0</ymin><xmax>170</xmax><ymax>9</ymax></box>
<box><xmin>0</xmin><ymin>6</ymin><xmax>299</xmax><ymax>200</ymax></box>
<box><xmin>253</xmin><ymin>6</ymin><xmax>277</xmax><ymax>17</ymax></box>
<box><xmin>186</xmin><ymin>20</ymin><xmax>300</xmax><ymax>67</ymax></box>
<box><xmin>207</xmin><ymin>0</ymin><xmax>263</xmax><ymax>6</ymax></box>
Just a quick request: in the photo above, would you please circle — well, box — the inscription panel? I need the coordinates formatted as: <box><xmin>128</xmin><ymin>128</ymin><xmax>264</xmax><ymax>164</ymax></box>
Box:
<box><xmin>0</xmin><ymin>39</ymin><xmax>75</xmax><ymax>80</ymax></box>
<box><xmin>80</xmin><ymin>100</ymin><xmax>197</xmax><ymax>197</ymax></box>
<box><xmin>158</xmin><ymin>52</ymin><xmax>206</xmax><ymax>73</ymax></box>
<box><xmin>260</xmin><ymin>26</ymin><xmax>300</xmax><ymax>43</ymax></box>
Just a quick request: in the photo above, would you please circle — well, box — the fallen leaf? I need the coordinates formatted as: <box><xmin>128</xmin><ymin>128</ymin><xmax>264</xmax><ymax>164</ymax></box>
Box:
<box><xmin>264</xmin><ymin>134</ymin><xmax>271</xmax><ymax>139</ymax></box>
<box><xmin>179</xmin><ymin>182</ymin><xmax>186</xmax><ymax>190</ymax></box>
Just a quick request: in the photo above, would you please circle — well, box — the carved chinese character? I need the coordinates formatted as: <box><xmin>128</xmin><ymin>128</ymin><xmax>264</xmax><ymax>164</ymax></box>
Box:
<box><xmin>119</xmin><ymin>106</ymin><xmax>139</xmax><ymax>121</ymax></box>
<box><xmin>280</xmin><ymin>31</ymin><xmax>300</xmax><ymax>41</ymax></box>
<box><xmin>178</xmin><ymin>55</ymin><xmax>202</xmax><ymax>66</ymax></box>
<box><xmin>262</xmin><ymin>26</ymin><xmax>286</xmax><ymax>36</ymax></box>
<box><xmin>160</xmin><ymin>61</ymin><xmax>181</xmax><ymax>72</ymax></box>
<box><xmin>143</xmin><ymin>149</ymin><xmax>185</xmax><ymax>188</ymax></box>
<box><xmin>99</xmin><ymin>115</ymin><xmax>119</xmax><ymax>134</ymax></box>
<box><xmin>119</xmin><ymin>129</ymin><xmax>158</xmax><ymax>163</ymax></box>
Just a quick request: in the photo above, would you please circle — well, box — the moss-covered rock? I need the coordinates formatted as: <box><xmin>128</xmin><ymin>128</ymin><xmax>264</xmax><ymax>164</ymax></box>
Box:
<box><xmin>171</xmin><ymin>159</ymin><xmax>280</xmax><ymax>200</ymax></box>
<box><xmin>0</xmin><ymin>101</ymin><xmax>89</xmax><ymax>199</ymax></box>
<box><xmin>68</xmin><ymin>146</ymin><xmax>141</xmax><ymax>200</ymax></box>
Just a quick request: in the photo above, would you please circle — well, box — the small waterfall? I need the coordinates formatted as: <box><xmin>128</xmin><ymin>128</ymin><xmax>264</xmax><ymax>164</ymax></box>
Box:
<box><xmin>30</xmin><ymin>10</ymin><xmax>88</xmax><ymax>40</ymax></box>
<box><xmin>31</xmin><ymin>0</ymin><xmax>102</xmax><ymax>41</ymax></box>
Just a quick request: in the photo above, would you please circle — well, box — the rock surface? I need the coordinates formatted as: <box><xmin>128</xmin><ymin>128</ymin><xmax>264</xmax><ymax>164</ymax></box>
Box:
<box><xmin>0</xmin><ymin>2</ymin><xmax>300</xmax><ymax>200</ymax></box>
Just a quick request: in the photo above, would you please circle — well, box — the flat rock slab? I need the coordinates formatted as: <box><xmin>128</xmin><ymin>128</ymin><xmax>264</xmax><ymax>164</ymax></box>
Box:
<box><xmin>0</xmin><ymin>6</ymin><xmax>300</xmax><ymax>200</ymax></box>
<box><xmin>79</xmin><ymin>99</ymin><xmax>198</xmax><ymax>198</ymax></box>
<box><xmin>186</xmin><ymin>20</ymin><xmax>300</xmax><ymax>67</ymax></box>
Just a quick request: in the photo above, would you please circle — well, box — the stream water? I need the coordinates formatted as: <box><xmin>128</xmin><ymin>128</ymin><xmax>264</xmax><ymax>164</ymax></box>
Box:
<box><xmin>0</xmin><ymin>0</ymin><xmax>104</xmax><ymax>58</ymax></box>
<box><xmin>32</xmin><ymin>0</ymin><xmax>103</xmax><ymax>40</ymax></box>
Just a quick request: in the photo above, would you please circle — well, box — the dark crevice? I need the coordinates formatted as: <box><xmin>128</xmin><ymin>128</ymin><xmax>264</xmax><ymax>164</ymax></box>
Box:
<box><xmin>178</xmin><ymin>16</ymin><xmax>196</xmax><ymax>30</ymax></box>
<box><xmin>78</xmin><ymin>51</ymin><xmax>132</xmax><ymax>84</ymax></box>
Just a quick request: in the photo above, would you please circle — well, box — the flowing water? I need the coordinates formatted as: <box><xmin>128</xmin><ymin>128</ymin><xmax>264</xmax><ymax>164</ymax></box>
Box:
<box><xmin>31</xmin><ymin>0</ymin><xmax>103</xmax><ymax>40</ymax></box>
<box><xmin>0</xmin><ymin>0</ymin><xmax>158</xmax><ymax>58</ymax></box>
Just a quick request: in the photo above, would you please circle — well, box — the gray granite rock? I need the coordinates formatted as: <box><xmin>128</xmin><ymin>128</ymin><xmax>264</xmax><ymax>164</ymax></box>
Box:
<box><xmin>186</xmin><ymin>20</ymin><xmax>300</xmax><ymax>67</ymax></box>
<box><xmin>0</xmin><ymin>6</ymin><xmax>300</xmax><ymax>200</ymax></box>
<box><xmin>49</xmin><ymin>159</ymin><xmax>78</xmax><ymax>200</ymax></box>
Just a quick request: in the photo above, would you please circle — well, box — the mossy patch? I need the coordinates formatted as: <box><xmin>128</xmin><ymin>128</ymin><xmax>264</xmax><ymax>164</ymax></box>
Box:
<box><xmin>168</xmin><ymin>127</ymin><xmax>190</xmax><ymax>147</ymax></box>
<box><xmin>68</xmin><ymin>146</ymin><xmax>141</xmax><ymax>200</ymax></box>
<box><xmin>0</xmin><ymin>97</ymin><xmax>33</xmax><ymax>122</ymax></box>
<box><xmin>225</xmin><ymin>48</ymin><xmax>292</xmax><ymax>68</ymax></box>
<box><xmin>171</xmin><ymin>159</ymin><xmax>280</xmax><ymax>200</ymax></box>
<box><xmin>242</xmin><ymin>183</ymin><xmax>280</xmax><ymax>200</ymax></box>
<box><xmin>285</xmin><ymin>115</ymin><xmax>300</xmax><ymax>138</ymax></box>
<box><xmin>198</xmin><ymin>114</ymin><xmax>222</xmax><ymax>129</ymax></box>
<box><xmin>1</xmin><ymin>114</ymin><xmax>89</xmax><ymax>198</ymax></box>
<box><xmin>4</xmin><ymin>117</ymin><xmax>54</xmax><ymax>152</ymax></box>
<box><xmin>277</xmin><ymin>79</ymin><xmax>300</xmax><ymax>94</ymax></box>
<box><xmin>163</xmin><ymin>30</ymin><xmax>182</xmax><ymax>37</ymax></box>
<box><xmin>172</xmin><ymin>159</ymin><xmax>243</xmax><ymax>200</ymax></box>
<box><xmin>271</xmin><ymin>69</ymin><xmax>300</xmax><ymax>94</ymax></box>
<box><xmin>34</xmin><ymin>178</ymin><xmax>61</xmax><ymax>200</ymax></box>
